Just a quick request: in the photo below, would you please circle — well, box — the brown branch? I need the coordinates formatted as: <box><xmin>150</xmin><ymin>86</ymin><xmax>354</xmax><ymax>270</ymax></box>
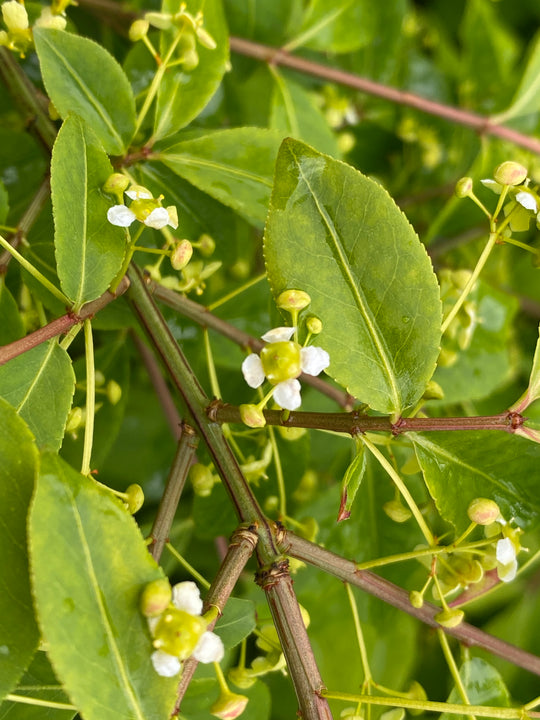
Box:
<box><xmin>0</xmin><ymin>276</ymin><xmax>130</xmax><ymax>365</ymax></box>
<box><xmin>229</xmin><ymin>36</ymin><xmax>540</xmax><ymax>156</ymax></box>
<box><xmin>280</xmin><ymin>529</ymin><xmax>540</xmax><ymax>678</ymax></box>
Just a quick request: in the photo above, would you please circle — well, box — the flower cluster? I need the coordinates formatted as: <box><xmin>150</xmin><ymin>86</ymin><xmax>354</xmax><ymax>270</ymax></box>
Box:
<box><xmin>140</xmin><ymin>579</ymin><xmax>224</xmax><ymax>677</ymax></box>
<box><xmin>107</xmin><ymin>184</ymin><xmax>178</xmax><ymax>231</ymax></box>
<box><xmin>0</xmin><ymin>0</ymin><xmax>66</xmax><ymax>57</ymax></box>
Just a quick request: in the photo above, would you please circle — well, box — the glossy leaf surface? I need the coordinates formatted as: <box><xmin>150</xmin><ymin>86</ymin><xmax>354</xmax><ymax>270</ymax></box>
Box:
<box><xmin>412</xmin><ymin>431</ymin><xmax>540</xmax><ymax>532</ymax></box>
<box><xmin>292</xmin><ymin>0</ymin><xmax>375</xmax><ymax>53</ymax></box>
<box><xmin>264</xmin><ymin>138</ymin><xmax>441</xmax><ymax>414</ymax></box>
<box><xmin>51</xmin><ymin>115</ymin><xmax>126</xmax><ymax>307</ymax></box>
<box><xmin>29</xmin><ymin>453</ymin><xmax>178</xmax><ymax>720</ymax></box>
<box><xmin>156</xmin><ymin>128</ymin><xmax>283</xmax><ymax>227</ymax></box>
<box><xmin>338</xmin><ymin>442</ymin><xmax>367</xmax><ymax>521</ymax></box>
<box><xmin>0</xmin><ymin>280</ymin><xmax>24</xmax><ymax>345</ymax></box>
<box><xmin>214</xmin><ymin>598</ymin><xmax>256</xmax><ymax>649</ymax></box>
<box><xmin>0</xmin><ymin>399</ymin><xmax>39</xmax><ymax>703</ymax></box>
<box><xmin>34</xmin><ymin>29</ymin><xmax>136</xmax><ymax>155</ymax></box>
<box><xmin>0</xmin><ymin>341</ymin><xmax>74</xmax><ymax>451</ymax></box>
<box><xmin>154</xmin><ymin>0</ymin><xmax>229</xmax><ymax>139</ymax></box>
<box><xmin>440</xmin><ymin>658</ymin><xmax>510</xmax><ymax>720</ymax></box>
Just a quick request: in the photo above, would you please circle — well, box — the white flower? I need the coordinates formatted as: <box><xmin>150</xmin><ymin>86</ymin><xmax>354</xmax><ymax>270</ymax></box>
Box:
<box><xmin>515</xmin><ymin>191</ymin><xmax>538</xmax><ymax>212</ymax></box>
<box><xmin>241</xmin><ymin>327</ymin><xmax>330</xmax><ymax>411</ymax></box>
<box><xmin>496</xmin><ymin>537</ymin><xmax>518</xmax><ymax>583</ymax></box>
<box><xmin>107</xmin><ymin>184</ymin><xmax>178</xmax><ymax>229</ymax></box>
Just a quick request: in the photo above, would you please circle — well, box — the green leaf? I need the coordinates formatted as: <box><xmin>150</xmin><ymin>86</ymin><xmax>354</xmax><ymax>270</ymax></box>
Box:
<box><xmin>0</xmin><ymin>652</ymin><xmax>76</xmax><ymax>720</ymax></box>
<box><xmin>0</xmin><ymin>280</ymin><xmax>24</xmax><ymax>345</ymax></box>
<box><xmin>412</xmin><ymin>431</ymin><xmax>540</xmax><ymax>532</ymax></box>
<box><xmin>338</xmin><ymin>442</ymin><xmax>367</xmax><ymax>521</ymax></box>
<box><xmin>51</xmin><ymin>115</ymin><xmax>126</xmax><ymax>307</ymax></box>
<box><xmin>29</xmin><ymin>453</ymin><xmax>178</xmax><ymax>720</ymax></box>
<box><xmin>34</xmin><ymin>29</ymin><xmax>136</xmax><ymax>155</ymax></box>
<box><xmin>264</xmin><ymin>138</ymin><xmax>442</xmax><ymax>414</ymax></box>
<box><xmin>0</xmin><ymin>340</ymin><xmax>75</xmax><ymax>451</ymax></box>
<box><xmin>511</xmin><ymin>323</ymin><xmax>540</xmax><ymax>412</ymax></box>
<box><xmin>0</xmin><ymin>398</ymin><xmax>39</xmax><ymax>703</ymax></box>
<box><xmin>290</xmin><ymin>0</ymin><xmax>375</xmax><ymax>53</ymax></box>
<box><xmin>214</xmin><ymin>598</ymin><xmax>256</xmax><ymax>649</ymax></box>
<box><xmin>269</xmin><ymin>71</ymin><xmax>340</xmax><ymax>157</ymax></box>
<box><xmin>156</xmin><ymin>128</ymin><xmax>283</xmax><ymax>227</ymax></box>
<box><xmin>493</xmin><ymin>31</ymin><xmax>540</xmax><ymax>129</ymax></box>
<box><xmin>440</xmin><ymin>658</ymin><xmax>510</xmax><ymax>720</ymax></box>
<box><xmin>0</xmin><ymin>179</ymin><xmax>8</xmax><ymax>224</ymax></box>
<box><xmin>154</xmin><ymin>0</ymin><xmax>229</xmax><ymax>139</ymax></box>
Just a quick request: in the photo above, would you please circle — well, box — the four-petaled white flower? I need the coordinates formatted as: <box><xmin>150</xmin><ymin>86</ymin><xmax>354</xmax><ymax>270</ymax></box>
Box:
<box><xmin>242</xmin><ymin>327</ymin><xmax>330</xmax><ymax>411</ymax></box>
<box><xmin>107</xmin><ymin>185</ymin><xmax>178</xmax><ymax>230</ymax></box>
<box><xmin>149</xmin><ymin>581</ymin><xmax>224</xmax><ymax>677</ymax></box>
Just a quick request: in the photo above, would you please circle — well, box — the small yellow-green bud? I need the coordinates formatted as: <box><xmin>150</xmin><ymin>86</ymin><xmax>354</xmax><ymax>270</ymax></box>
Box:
<box><xmin>438</xmin><ymin>347</ymin><xmax>458</xmax><ymax>367</ymax></box>
<box><xmin>129</xmin><ymin>19</ymin><xmax>149</xmax><ymax>42</ymax></box>
<box><xmin>277</xmin><ymin>425</ymin><xmax>307</xmax><ymax>441</ymax></box>
<box><xmin>384</xmin><ymin>500</ymin><xmax>412</xmax><ymax>523</ymax></box>
<box><xmin>171</xmin><ymin>240</ymin><xmax>193</xmax><ymax>270</ymax></box>
<box><xmin>153</xmin><ymin>607</ymin><xmax>206</xmax><ymax>659</ymax></box>
<box><xmin>409</xmin><ymin>590</ymin><xmax>424</xmax><ymax>608</ymax></box>
<box><xmin>434</xmin><ymin>607</ymin><xmax>464</xmax><ymax>628</ymax></box>
<box><xmin>182</xmin><ymin>48</ymin><xmax>199</xmax><ymax>71</ymax></box>
<box><xmin>197</xmin><ymin>233</ymin><xmax>215</xmax><ymax>256</ymax></box>
<box><xmin>455</xmin><ymin>177</ymin><xmax>473</xmax><ymax>198</ymax></box>
<box><xmin>494</xmin><ymin>161</ymin><xmax>528</xmax><ymax>186</ymax></box>
<box><xmin>65</xmin><ymin>406</ymin><xmax>83</xmax><ymax>433</ymax></box>
<box><xmin>264</xmin><ymin>495</ymin><xmax>279</xmax><ymax>513</ymax></box>
<box><xmin>94</xmin><ymin>370</ymin><xmax>106</xmax><ymax>386</ymax></box>
<box><xmin>196</xmin><ymin>25</ymin><xmax>217</xmax><ymax>51</ymax></box>
<box><xmin>337</xmin><ymin>131</ymin><xmax>356</xmax><ymax>155</ymax></box>
<box><xmin>107</xmin><ymin>380</ymin><xmax>122</xmax><ymax>405</ymax></box>
<box><xmin>189</xmin><ymin>463</ymin><xmax>215</xmax><ymax>497</ymax></box>
<box><xmin>228</xmin><ymin>667</ymin><xmax>257</xmax><ymax>689</ymax></box>
<box><xmin>306</xmin><ymin>316</ymin><xmax>323</xmax><ymax>335</ymax></box>
<box><xmin>239</xmin><ymin>404</ymin><xmax>266</xmax><ymax>428</ymax></box>
<box><xmin>467</xmin><ymin>498</ymin><xmax>501</xmax><ymax>525</ymax></box>
<box><xmin>277</xmin><ymin>289</ymin><xmax>311</xmax><ymax>311</ymax></box>
<box><xmin>140</xmin><ymin>578</ymin><xmax>172</xmax><ymax>617</ymax></box>
<box><xmin>260</xmin><ymin>341</ymin><xmax>301</xmax><ymax>384</ymax></box>
<box><xmin>452</xmin><ymin>269</ymin><xmax>473</xmax><ymax>290</ymax></box>
<box><xmin>422</xmin><ymin>380</ymin><xmax>444</xmax><ymax>400</ymax></box>
<box><xmin>103</xmin><ymin>173</ymin><xmax>130</xmax><ymax>202</ymax></box>
<box><xmin>125</xmin><ymin>484</ymin><xmax>144</xmax><ymax>514</ymax></box>
<box><xmin>144</xmin><ymin>11</ymin><xmax>173</xmax><ymax>30</ymax></box>
<box><xmin>2</xmin><ymin>1</ymin><xmax>28</xmax><ymax>31</ymax></box>
<box><xmin>230</xmin><ymin>259</ymin><xmax>250</xmax><ymax>279</ymax></box>
<box><xmin>210</xmin><ymin>690</ymin><xmax>249</xmax><ymax>719</ymax></box>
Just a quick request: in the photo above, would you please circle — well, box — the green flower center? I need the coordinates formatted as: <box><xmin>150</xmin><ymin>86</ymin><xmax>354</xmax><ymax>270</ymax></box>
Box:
<box><xmin>260</xmin><ymin>341</ymin><xmax>301</xmax><ymax>385</ymax></box>
<box><xmin>153</xmin><ymin>607</ymin><xmax>206</xmax><ymax>659</ymax></box>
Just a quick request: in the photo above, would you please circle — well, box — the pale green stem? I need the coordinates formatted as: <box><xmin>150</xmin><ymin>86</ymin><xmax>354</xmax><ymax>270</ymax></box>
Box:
<box><xmin>432</xmin><ymin>573</ymin><xmax>452</xmax><ymax>613</ymax></box>
<box><xmin>467</xmin><ymin>192</ymin><xmax>491</xmax><ymax>219</ymax></box>
<box><xmin>441</xmin><ymin>231</ymin><xmax>497</xmax><ymax>335</ymax></box>
<box><xmin>59</xmin><ymin>323</ymin><xmax>82</xmax><ymax>351</ymax></box>
<box><xmin>133</xmin><ymin>246</ymin><xmax>170</xmax><ymax>255</ymax></box>
<box><xmin>524</xmin><ymin>695</ymin><xmax>540</xmax><ymax>712</ymax></box>
<box><xmin>165</xmin><ymin>542</ymin><xmax>210</xmax><ymax>590</ymax></box>
<box><xmin>502</xmin><ymin>236</ymin><xmax>538</xmax><ymax>254</ymax></box>
<box><xmin>0</xmin><ymin>234</ymin><xmax>70</xmax><ymax>306</ymax></box>
<box><xmin>438</xmin><ymin>629</ymin><xmax>476</xmax><ymax>720</ymax></box>
<box><xmin>203</xmin><ymin>328</ymin><xmax>221</xmax><ymax>398</ymax></box>
<box><xmin>5</xmin><ymin>695</ymin><xmax>77</xmax><ymax>711</ymax></box>
<box><xmin>355</xmin><ymin>537</ymin><xmax>493</xmax><ymax>571</ymax></box>
<box><xmin>319</xmin><ymin>691</ymin><xmax>535</xmax><ymax>718</ymax></box>
<box><xmin>453</xmin><ymin>522</ymin><xmax>477</xmax><ymax>547</ymax></box>
<box><xmin>214</xmin><ymin>661</ymin><xmax>230</xmax><ymax>692</ymax></box>
<box><xmin>110</xmin><ymin>226</ymin><xmax>143</xmax><ymax>294</ymax></box>
<box><xmin>345</xmin><ymin>582</ymin><xmax>372</xmax><ymax>685</ymax></box>
<box><xmin>361</xmin><ymin>435</ymin><xmax>434</xmax><ymax>544</ymax></box>
<box><xmin>81</xmin><ymin>320</ymin><xmax>95</xmax><ymax>476</ymax></box>
<box><xmin>134</xmin><ymin>31</ymin><xmax>183</xmax><ymax>138</ymax></box>
<box><xmin>267</xmin><ymin>425</ymin><xmax>287</xmax><ymax>518</ymax></box>
<box><xmin>207</xmin><ymin>273</ymin><xmax>266</xmax><ymax>311</ymax></box>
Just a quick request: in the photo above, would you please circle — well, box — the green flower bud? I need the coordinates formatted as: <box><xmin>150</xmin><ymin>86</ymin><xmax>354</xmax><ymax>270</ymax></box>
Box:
<box><xmin>422</xmin><ymin>380</ymin><xmax>444</xmax><ymax>400</ymax></box>
<box><xmin>306</xmin><ymin>316</ymin><xmax>323</xmax><ymax>334</ymax></box>
<box><xmin>264</xmin><ymin>495</ymin><xmax>279</xmax><ymax>513</ymax></box>
<box><xmin>140</xmin><ymin>578</ymin><xmax>172</xmax><ymax>617</ymax></box>
<box><xmin>438</xmin><ymin>347</ymin><xmax>458</xmax><ymax>367</ymax></box>
<box><xmin>182</xmin><ymin>48</ymin><xmax>199</xmax><ymax>71</ymax></box>
<box><xmin>467</xmin><ymin>498</ymin><xmax>501</xmax><ymax>525</ymax></box>
<box><xmin>197</xmin><ymin>233</ymin><xmax>215</xmax><ymax>256</ymax></box>
<box><xmin>2</xmin><ymin>1</ymin><xmax>28</xmax><ymax>32</ymax></box>
<box><xmin>171</xmin><ymin>240</ymin><xmax>193</xmax><ymax>270</ymax></box>
<box><xmin>239</xmin><ymin>404</ymin><xmax>266</xmax><ymax>428</ymax></box>
<box><xmin>65</xmin><ymin>406</ymin><xmax>83</xmax><ymax>434</ymax></box>
<box><xmin>383</xmin><ymin>500</ymin><xmax>412</xmax><ymax>523</ymax></box>
<box><xmin>129</xmin><ymin>19</ymin><xmax>149</xmax><ymax>41</ymax></box>
<box><xmin>103</xmin><ymin>173</ymin><xmax>130</xmax><ymax>200</ymax></box>
<box><xmin>409</xmin><ymin>590</ymin><xmax>424</xmax><ymax>609</ymax></box>
<box><xmin>434</xmin><ymin>607</ymin><xmax>464</xmax><ymax>628</ymax></box>
<box><xmin>277</xmin><ymin>289</ymin><xmax>311</xmax><ymax>311</ymax></box>
<box><xmin>153</xmin><ymin>607</ymin><xmax>207</xmax><ymax>659</ymax></box>
<box><xmin>106</xmin><ymin>380</ymin><xmax>122</xmax><ymax>405</ymax></box>
<box><xmin>94</xmin><ymin>370</ymin><xmax>106</xmax><ymax>386</ymax></box>
<box><xmin>230</xmin><ymin>259</ymin><xmax>250</xmax><ymax>279</ymax></box>
<box><xmin>189</xmin><ymin>463</ymin><xmax>215</xmax><ymax>497</ymax></box>
<box><xmin>125</xmin><ymin>484</ymin><xmax>144</xmax><ymax>514</ymax></box>
<box><xmin>493</xmin><ymin>161</ymin><xmax>528</xmax><ymax>186</ymax></box>
<box><xmin>260</xmin><ymin>342</ymin><xmax>301</xmax><ymax>385</ymax></box>
<box><xmin>228</xmin><ymin>667</ymin><xmax>257</xmax><ymax>689</ymax></box>
<box><xmin>455</xmin><ymin>177</ymin><xmax>473</xmax><ymax>198</ymax></box>
<box><xmin>211</xmin><ymin>691</ymin><xmax>249</xmax><ymax>719</ymax></box>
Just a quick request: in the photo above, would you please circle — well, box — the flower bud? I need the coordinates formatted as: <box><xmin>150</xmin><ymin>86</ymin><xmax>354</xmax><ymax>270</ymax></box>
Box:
<box><xmin>437</xmin><ymin>347</ymin><xmax>458</xmax><ymax>367</ymax></box>
<box><xmin>171</xmin><ymin>240</ymin><xmax>193</xmax><ymax>270</ymax></box>
<box><xmin>65</xmin><ymin>406</ymin><xmax>83</xmax><ymax>433</ymax></box>
<box><xmin>145</xmin><ymin>11</ymin><xmax>173</xmax><ymax>30</ymax></box>
<box><xmin>434</xmin><ymin>607</ymin><xmax>464</xmax><ymax>628</ymax></box>
<box><xmin>409</xmin><ymin>590</ymin><xmax>424</xmax><ymax>609</ymax></box>
<box><xmin>2</xmin><ymin>1</ymin><xmax>28</xmax><ymax>31</ymax></box>
<box><xmin>264</xmin><ymin>495</ymin><xmax>279</xmax><ymax>513</ymax></box>
<box><xmin>182</xmin><ymin>48</ymin><xmax>199</xmax><ymax>71</ymax></box>
<box><xmin>494</xmin><ymin>161</ymin><xmax>528</xmax><ymax>186</ymax></box>
<box><xmin>125</xmin><ymin>484</ymin><xmax>144</xmax><ymax>514</ymax></box>
<box><xmin>107</xmin><ymin>380</ymin><xmax>122</xmax><ymax>405</ymax></box>
<box><xmin>197</xmin><ymin>233</ymin><xmax>215</xmax><ymax>256</ymax></box>
<box><xmin>383</xmin><ymin>500</ymin><xmax>412</xmax><ymax>523</ymax></box>
<box><xmin>455</xmin><ymin>177</ymin><xmax>473</xmax><ymax>198</ymax></box>
<box><xmin>153</xmin><ymin>607</ymin><xmax>207</xmax><ymax>659</ymax></box>
<box><xmin>140</xmin><ymin>578</ymin><xmax>172</xmax><ymax>617</ymax></box>
<box><xmin>210</xmin><ymin>691</ymin><xmax>249</xmax><ymax>719</ymax></box>
<box><xmin>129</xmin><ymin>19</ymin><xmax>149</xmax><ymax>41</ymax></box>
<box><xmin>467</xmin><ymin>498</ymin><xmax>500</xmax><ymax>525</ymax></box>
<box><xmin>189</xmin><ymin>463</ymin><xmax>215</xmax><ymax>497</ymax></box>
<box><xmin>196</xmin><ymin>25</ymin><xmax>217</xmax><ymax>50</ymax></box>
<box><xmin>103</xmin><ymin>173</ymin><xmax>130</xmax><ymax>203</ymax></box>
<box><xmin>35</xmin><ymin>7</ymin><xmax>67</xmax><ymax>30</ymax></box>
<box><xmin>228</xmin><ymin>667</ymin><xmax>256</xmax><ymax>689</ymax></box>
<box><xmin>277</xmin><ymin>289</ymin><xmax>311</xmax><ymax>311</ymax></box>
<box><xmin>306</xmin><ymin>316</ymin><xmax>323</xmax><ymax>334</ymax></box>
<box><xmin>422</xmin><ymin>380</ymin><xmax>444</xmax><ymax>400</ymax></box>
<box><xmin>94</xmin><ymin>370</ymin><xmax>106</xmax><ymax>386</ymax></box>
<box><xmin>239</xmin><ymin>404</ymin><xmax>266</xmax><ymax>428</ymax></box>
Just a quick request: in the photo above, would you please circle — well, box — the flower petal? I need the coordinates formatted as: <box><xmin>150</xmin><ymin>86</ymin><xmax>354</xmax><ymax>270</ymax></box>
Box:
<box><xmin>166</xmin><ymin>205</ymin><xmax>179</xmax><ymax>229</ymax></box>
<box><xmin>144</xmin><ymin>207</ymin><xmax>172</xmax><ymax>229</ymax></box>
<box><xmin>261</xmin><ymin>327</ymin><xmax>296</xmax><ymax>343</ymax></box>
<box><xmin>107</xmin><ymin>205</ymin><xmax>136</xmax><ymax>227</ymax></box>
<box><xmin>151</xmin><ymin>650</ymin><xmax>182</xmax><ymax>676</ymax></box>
<box><xmin>496</xmin><ymin>537</ymin><xmax>515</xmax><ymax>565</ymax></box>
<box><xmin>273</xmin><ymin>379</ymin><xmax>301</xmax><ymax>410</ymax></box>
<box><xmin>300</xmin><ymin>346</ymin><xmax>330</xmax><ymax>376</ymax></box>
<box><xmin>242</xmin><ymin>354</ymin><xmax>265</xmax><ymax>388</ymax></box>
<box><xmin>480</xmin><ymin>179</ymin><xmax>502</xmax><ymax>194</ymax></box>
<box><xmin>172</xmin><ymin>581</ymin><xmax>203</xmax><ymax>615</ymax></box>
<box><xmin>515</xmin><ymin>191</ymin><xmax>538</xmax><ymax>212</ymax></box>
<box><xmin>192</xmin><ymin>631</ymin><xmax>224</xmax><ymax>663</ymax></box>
<box><xmin>497</xmin><ymin>558</ymin><xmax>518</xmax><ymax>583</ymax></box>
<box><xmin>125</xmin><ymin>185</ymin><xmax>152</xmax><ymax>200</ymax></box>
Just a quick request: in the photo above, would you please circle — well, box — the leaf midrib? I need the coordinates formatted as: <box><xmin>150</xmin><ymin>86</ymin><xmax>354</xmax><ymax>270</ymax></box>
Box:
<box><xmin>163</xmin><ymin>153</ymin><xmax>273</xmax><ymax>187</ymax></box>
